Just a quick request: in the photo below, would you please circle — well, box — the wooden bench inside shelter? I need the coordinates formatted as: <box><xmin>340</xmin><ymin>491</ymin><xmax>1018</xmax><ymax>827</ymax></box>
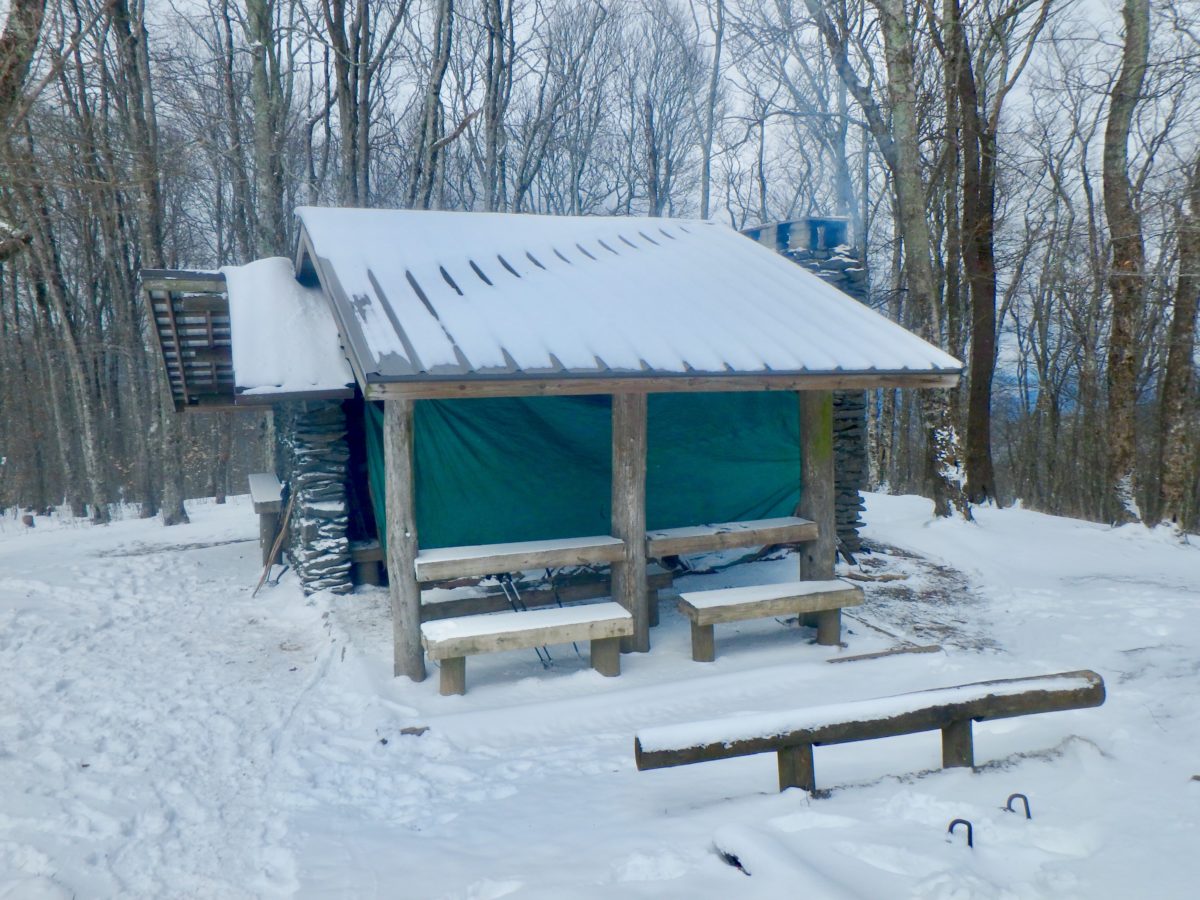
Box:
<box><xmin>353</xmin><ymin>534</ymin><xmax>674</xmax><ymax>620</ymax></box>
<box><xmin>634</xmin><ymin>669</ymin><xmax>1106</xmax><ymax>794</ymax></box>
<box><xmin>421</xmin><ymin>601</ymin><xmax>634</xmax><ymax>695</ymax></box>
<box><xmin>413</xmin><ymin>535</ymin><xmax>626</xmax><ymax>582</ymax></box>
<box><xmin>678</xmin><ymin>578</ymin><xmax>864</xmax><ymax>661</ymax></box>
<box><xmin>646</xmin><ymin>516</ymin><xmax>817</xmax><ymax>558</ymax></box>
<box><xmin>248</xmin><ymin>473</ymin><xmax>283</xmax><ymax>565</ymax></box>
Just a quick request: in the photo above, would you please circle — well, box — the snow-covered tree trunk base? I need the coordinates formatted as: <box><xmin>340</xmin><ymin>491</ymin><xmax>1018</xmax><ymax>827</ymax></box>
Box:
<box><xmin>923</xmin><ymin>390</ymin><xmax>972</xmax><ymax>521</ymax></box>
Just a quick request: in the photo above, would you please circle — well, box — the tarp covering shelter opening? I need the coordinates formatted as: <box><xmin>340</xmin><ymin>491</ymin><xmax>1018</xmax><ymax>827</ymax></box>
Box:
<box><xmin>364</xmin><ymin>392</ymin><xmax>801</xmax><ymax>550</ymax></box>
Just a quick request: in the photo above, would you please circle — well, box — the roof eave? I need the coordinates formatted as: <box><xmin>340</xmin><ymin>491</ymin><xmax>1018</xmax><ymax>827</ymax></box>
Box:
<box><xmin>362</xmin><ymin>369</ymin><xmax>962</xmax><ymax>401</ymax></box>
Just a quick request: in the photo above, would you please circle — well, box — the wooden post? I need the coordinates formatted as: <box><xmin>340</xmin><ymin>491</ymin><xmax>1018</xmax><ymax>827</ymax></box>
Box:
<box><xmin>258</xmin><ymin>512</ymin><xmax>279</xmax><ymax>566</ymax></box>
<box><xmin>439</xmin><ymin>657</ymin><xmax>466</xmax><ymax>695</ymax></box>
<box><xmin>590</xmin><ymin>637</ymin><xmax>621</xmax><ymax>677</ymax></box>
<box><xmin>798</xmin><ymin>391</ymin><xmax>836</xmax><ymax>582</ymax></box>
<box><xmin>777</xmin><ymin>744</ymin><xmax>815</xmax><ymax>792</ymax></box>
<box><xmin>816</xmin><ymin>608</ymin><xmax>841</xmax><ymax>646</ymax></box>
<box><xmin>690</xmin><ymin>622</ymin><xmax>716</xmax><ymax>662</ymax></box>
<box><xmin>384</xmin><ymin>399</ymin><xmax>426</xmax><ymax>682</ymax></box>
<box><xmin>612</xmin><ymin>392</ymin><xmax>649</xmax><ymax>652</ymax></box>
<box><xmin>941</xmin><ymin>719</ymin><xmax>974</xmax><ymax>768</ymax></box>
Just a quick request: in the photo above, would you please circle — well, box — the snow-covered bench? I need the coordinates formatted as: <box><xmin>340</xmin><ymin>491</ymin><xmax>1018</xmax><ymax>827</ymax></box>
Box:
<box><xmin>421</xmin><ymin>602</ymin><xmax>634</xmax><ymax>695</ymax></box>
<box><xmin>646</xmin><ymin>516</ymin><xmax>817</xmax><ymax>558</ymax></box>
<box><xmin>247</xmin><ymin>473</ymin><xmax>283</xmax><ymax>565</ymax></box>
<box><xmin>634</xmin><ymin>670</ymin><xmax>1106</xmax><ymax>794</ymax></box>
<box><xmin>414</xmin><ymin>535</ymin><xmax>626</xmax><ymax>582</ymax></box>
<box><xmin>677</xmin><ymin>579</ymin><xmax>864</xmax><ymax>661</ymax></box>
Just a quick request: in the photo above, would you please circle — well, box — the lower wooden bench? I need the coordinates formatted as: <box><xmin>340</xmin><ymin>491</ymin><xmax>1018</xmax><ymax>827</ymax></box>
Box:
<box><xmin>420</xmin><ymin>601</ymin><xmax>634</xmax><ymax>695</ymax></box>
<box><xmin>677</xmin><ymin>579</ymin><xmax>864</xmax><ymax>661</ymax></box>
<box><xmin>634</xmin><ymin>670</ymin><xmax>1106</xmax><ymax>794</ymax></box>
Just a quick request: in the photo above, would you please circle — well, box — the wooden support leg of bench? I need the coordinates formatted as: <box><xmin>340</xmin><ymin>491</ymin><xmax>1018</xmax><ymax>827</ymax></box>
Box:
<box><xmin>941</xmin><ymin>719</ymin><xmax>974</xmax><ymax>768</ymax></box>
<box><xmin>591</xmin><ymin>637</ymin><xmax>621</xmax><ymax>677</ymax></box>
<box><xmin>778</xmin><ymin>744</ymin><xmax>815</xmax><ymax>792</ymax></box>
<box><xmin>690</xmin><ymin>622</ymin><xmax>715</xmax><ymax>662</ymax></box>
<box><xmin>439</xmin><ymin>657</ymin><xmax>466</xmax><ymax>696</ymax></box>
<box><xmin>353</xmin><ymin>560</ymin><xmax>382</xmax><ymax>586</ymax></box>
<box><xmin>816</xmin><ymin>608</ymin><xmax>841</xmax><ymax>646</ymax></box>
<box><xmin>259</xmin><ymin>512</ymin><xmax>279</xmax><ymax>566</ymax></box>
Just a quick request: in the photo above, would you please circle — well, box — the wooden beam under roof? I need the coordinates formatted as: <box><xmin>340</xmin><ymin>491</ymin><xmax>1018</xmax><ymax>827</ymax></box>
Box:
<box><xmin>364</xmin><ymin>370</ymin><xmax>960</xmax><ymax>401</ymax></box>
<box><xmin>141</xmin><ymin>269</ymin><xmax>226</xmax><ymax>293</ymax></box>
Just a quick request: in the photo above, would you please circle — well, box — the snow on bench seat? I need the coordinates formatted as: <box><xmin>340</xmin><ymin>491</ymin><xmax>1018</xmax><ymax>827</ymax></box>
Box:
<box><xmin>414</xmin><ymin>535</ymin><xmax>625</xmax><ymax>582</ymax></box>
<box><xmin>677</xmin><ymin>579</ymin><xmax>864</xmax><ymax>661</ymax></box>
<box><xmin>247</xmin><ymin>472</ymin><xmax>283</xmax><ymax>514</ymax></box>
<box><xmin>646</xmin><ymin>516</ymin><xmax>817</xmax><ymax>558</ymax></box>
<box><xmin>421</xmin><ymin>601</ymin><xmax>634</xmax><ymax>695</ymax></box>
<box><xmin>634</xmin><ymin>669</ymin><xmax>1106</xmax><ymax>793</ymax></box>
<box><xmin>248</xmin><ymin>473</ymin><xmax>284</xmax><ymax>565</ymax></box>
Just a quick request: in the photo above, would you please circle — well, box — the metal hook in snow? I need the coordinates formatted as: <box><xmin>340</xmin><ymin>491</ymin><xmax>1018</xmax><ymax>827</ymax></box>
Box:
<box><xmin>1005</xmin><ymin>793</ymin><xmax>1032</xmax><ymax>819</ymax></box>
<box><xmin>948</xmin><ymin>818</ymin><xmax>974</xmax><ymax>848</ymax></box>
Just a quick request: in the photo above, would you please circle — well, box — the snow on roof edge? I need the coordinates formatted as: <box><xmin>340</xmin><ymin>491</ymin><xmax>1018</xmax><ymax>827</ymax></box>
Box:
<box><xmin>223</xmin><ymin>257</ymin><xmax>355</xmax><ymax>399</ymax></box>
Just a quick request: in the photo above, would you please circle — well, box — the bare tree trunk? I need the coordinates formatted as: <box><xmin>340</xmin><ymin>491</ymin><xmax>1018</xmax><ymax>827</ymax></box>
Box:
<box><xmin>696</xmin><ymin>0</ymin><xmax>723</xmax><ymax>219</ymax></box>
<box><xmin>109</xmin><ymin>0</ymin><xmax>189</xmax><ymax>525</ymax></box>
<box><xmin>874</xmin><ymin>0</ymin><xmax>969</xmax><ymax>519</ymax></box>
<box><xmin>320</xmin><ymin>0</ymin><xmax>408</xmax><ymax>206</ymax></box>
<box><xmin>1102</xmin><ymin>0</ymin><xmax>1150</xmax><ymax>523</ymax></box>
<box><xmin>1158</xmin><ymin>150</ymin><xmax>1199</xmax><ymax>527</ymax></box>
<box><xmin>945</xmin><ymin>0</ymin><xmax>998</xmax><ymax>504</ymax></box>
<box><xmin>482</xmin><ymin>0</ymin><xmax>513</xmax><ymax>211</ymax></box>
<box><xmin>0</xmin><ymin>0</ymin><xmax>45</xmax><ymax>130</ymax></box>
<box><xmin>408</xmin><ymin>0</ymin><xmax>453</xmax><ymax>210</ymax></box>
<box><xmin>246</xmin><ymin>0</ymin><xmax>287</xmax><ymax>255</ymax></box>
<box><xmin>218</xmin><ymin>0</ymin><xmax>254</xmax><ymax>260</ymax></box>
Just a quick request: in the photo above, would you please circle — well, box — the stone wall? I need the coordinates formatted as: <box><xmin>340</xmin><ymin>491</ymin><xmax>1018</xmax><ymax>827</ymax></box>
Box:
<box><xmin>278</xmin><ymin>401</ymin><xmax>354</xmax><ymax>594</ymax></box>
<box><xmin>784</xmin><ymin>238</ymin><xmax>868</xmax><ymax>556</ymax></box>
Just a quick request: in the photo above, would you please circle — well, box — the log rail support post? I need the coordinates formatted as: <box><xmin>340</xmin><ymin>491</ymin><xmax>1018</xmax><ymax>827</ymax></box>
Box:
<box><xmin>777</xmin><ymin>743</ymin><xmax>816</xmax><ymax>792</ymax></box>
<box><xmin>941</xmin><ymin>718</ymin><xmax>975</xmax><ymax>768</ymax></box>
<box><xmin>384</xmin><ymin>398</ymin><xmax>426</xmax><ymax>681</ymax></box>
<box><xmin>612</xmin><ymin>392</ymin><xmax>649</xmax><ymax>653</ymax></box>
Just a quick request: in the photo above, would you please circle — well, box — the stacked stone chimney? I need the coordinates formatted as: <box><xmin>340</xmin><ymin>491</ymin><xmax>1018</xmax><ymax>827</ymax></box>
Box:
<box><xmin>744</xmin><ymin>216</ymin><xmax>869</xmax><ymax>555</ymax></box>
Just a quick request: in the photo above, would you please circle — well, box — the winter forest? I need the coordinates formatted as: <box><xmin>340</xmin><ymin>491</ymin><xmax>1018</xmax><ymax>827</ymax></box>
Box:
<box><xmin>0</xmin><ymin>0</ymin><xmax>1196</xmax><ymax>531</ymax></box>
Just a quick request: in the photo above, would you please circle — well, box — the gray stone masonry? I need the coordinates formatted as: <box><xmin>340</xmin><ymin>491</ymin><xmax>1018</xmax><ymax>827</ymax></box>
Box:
<box><xmin>283</xmin><ymin>400</ymin><xmax>353</xmax><ymax>594</ymax></box>
<box><xmin>785</xmin><ymin>240</ymin><xmax>868</xmax><ymax>555</ymax></box>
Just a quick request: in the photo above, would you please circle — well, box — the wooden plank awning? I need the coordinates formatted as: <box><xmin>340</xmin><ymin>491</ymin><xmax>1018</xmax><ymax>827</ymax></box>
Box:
<box><xmin>140</xmin><ymin>262</ymin><xmax>355</xmax><ymax>411</ymax></box>
<box><xmin>141</xmin><ymin>270</ymin><xmax>235</xmax><ymax>411</ymax></box>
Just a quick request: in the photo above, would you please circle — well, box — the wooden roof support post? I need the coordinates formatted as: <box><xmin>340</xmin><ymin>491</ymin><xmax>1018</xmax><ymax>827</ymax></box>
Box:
<box><xmin>612</xmin><ymin>392</ymin><xmax>649</xmax><ymax>652</ymax></box>
<box><xmin>384</xmin><ymin>398</ymin><xmax>426</xmax><ymax>681</ymax></box>
<box><xmin>798</xmin><ymin>391</ymin><xmax>837</xmax><ymax>581</ymax></box>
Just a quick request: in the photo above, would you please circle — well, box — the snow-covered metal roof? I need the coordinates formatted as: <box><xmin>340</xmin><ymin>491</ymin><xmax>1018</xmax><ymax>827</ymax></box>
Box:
<box><xmin>294</xmin><ymin>207</ymin><xmax>960</xmax><ymax>398</ymax></box>
<box><xmin>224</xmin><ymin>258</ymin><xmax>354</xmax><ymax>402</ymax></box>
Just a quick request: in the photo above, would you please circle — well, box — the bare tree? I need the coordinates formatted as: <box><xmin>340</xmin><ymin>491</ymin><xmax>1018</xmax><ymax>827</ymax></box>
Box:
<box><xmin>1157</xmin><ymin>143</ymin><xmax>1199</xmax><ymax>529</ymax></box>
<box><xmin>1102</xmin><ymin>0</ymin><xmax>1150</xmax><ymax>522</ymax></box>
<box><xmin>0</xmin><ymin>0</ymin><xmax>45</xmax><ymax>130</ymax></box>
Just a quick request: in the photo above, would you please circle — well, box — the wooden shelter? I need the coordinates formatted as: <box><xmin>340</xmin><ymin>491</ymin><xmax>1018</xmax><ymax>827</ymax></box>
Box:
<box><xmin>143</xmin><ymin>208</ymin><xmax>960</xmax><ymax>684</ymax></box>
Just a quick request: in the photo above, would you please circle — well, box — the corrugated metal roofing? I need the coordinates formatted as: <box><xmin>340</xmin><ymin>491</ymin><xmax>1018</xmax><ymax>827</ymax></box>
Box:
<box><xmin>294</xmin><ymin>207</ymin><xmax>961</xmax><ymax>386</ymax></box>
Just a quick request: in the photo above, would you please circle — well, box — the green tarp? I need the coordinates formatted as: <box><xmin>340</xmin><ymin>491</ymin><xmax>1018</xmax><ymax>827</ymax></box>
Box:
<box><xmin>364</xmin><ymin>393</ymin><xmax>802</xmax><ymax>550</ymax></box>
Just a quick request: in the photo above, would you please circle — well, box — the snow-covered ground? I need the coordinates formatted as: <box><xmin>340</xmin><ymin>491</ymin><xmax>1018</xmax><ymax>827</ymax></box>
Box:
<box><xmin>2</xmin><ymin>494</ymin><xmax>1197</xmax><ymax>898</ymax></box>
